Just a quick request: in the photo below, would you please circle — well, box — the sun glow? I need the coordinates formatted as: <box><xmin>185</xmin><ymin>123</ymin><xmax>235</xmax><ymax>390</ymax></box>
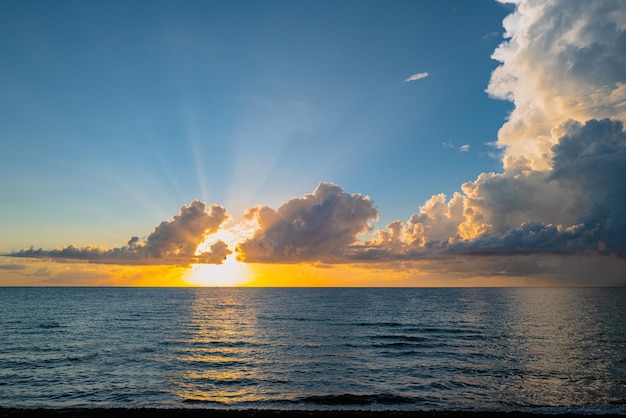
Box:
<box><xmin>196</xmin><ymin>219</ymin><xmax>257</xmax><ymax>255</ymax></box>
<box><xmin>184</xmin><ymin>256</ymin><xmax>251</xmax><ymax>286</ymax></box>
<box><xmin>183</xmin><ymin>219</ymin><xmax>257</xmax><ymax>286</ymax></box>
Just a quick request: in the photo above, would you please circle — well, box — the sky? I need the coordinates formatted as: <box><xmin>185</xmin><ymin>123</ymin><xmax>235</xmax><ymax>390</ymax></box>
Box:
<box><xmin>1</xmin><ymin>0</ymin><xmax>625</xmax><ymax>287</ymax></box>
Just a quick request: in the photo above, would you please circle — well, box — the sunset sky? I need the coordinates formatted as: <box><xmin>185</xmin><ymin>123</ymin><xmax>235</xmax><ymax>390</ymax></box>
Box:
<box><xmin>1</xmin><ymin>0</ymin><xmax>625</xmax><ymax>286</ymax></box>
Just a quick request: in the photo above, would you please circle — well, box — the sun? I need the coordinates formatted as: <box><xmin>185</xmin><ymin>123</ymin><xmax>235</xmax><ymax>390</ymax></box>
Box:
<box><xmin>182</xmin><ymin>217</ymin><xmax>259</xmax><ymax>286</ymax></box>
<box><xmin>184</xmin><ymin>255</ymin><xmax>251</xmax><ymax>287</ymax></box>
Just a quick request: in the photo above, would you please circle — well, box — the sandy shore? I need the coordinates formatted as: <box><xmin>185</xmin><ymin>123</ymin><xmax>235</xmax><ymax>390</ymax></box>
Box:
<box><xmin>1</xmin><ymin>409</ymin><xmax>624</xmax><ymax>418</ymax></box>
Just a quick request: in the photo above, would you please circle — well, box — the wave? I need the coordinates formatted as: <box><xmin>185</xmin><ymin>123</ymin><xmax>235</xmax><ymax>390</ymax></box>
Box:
<box><xmin>355</xmin><ymin>322</ymin><xmax>405</xmax><ymax>328</ymax></box>
<box><xmin>297</xmin><ymin>393</ymin><xmax>417</xmax><ymax>406</ymax></box>
<box><xmin>182</xmin><ymin>398</ymin><xmax>225</xmax><ymax>405</ymax></box>
<box><xmin>368</xmin><ymin>334</ymin><xmax>429</xmax><ymax>343</ymax></box>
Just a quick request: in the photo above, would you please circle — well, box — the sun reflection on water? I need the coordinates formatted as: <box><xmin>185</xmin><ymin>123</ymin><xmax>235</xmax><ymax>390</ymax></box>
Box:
<box><xmin>171</xmin><ymin>288</ymin><xmax>269</xmax><ymax>404</ymax></box>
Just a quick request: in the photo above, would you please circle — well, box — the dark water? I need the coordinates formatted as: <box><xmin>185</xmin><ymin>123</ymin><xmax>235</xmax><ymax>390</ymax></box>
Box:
<box><xmin>0</xmin><ymin>287</ymin><xmax>625</xmax><ymax>412</ymax></box>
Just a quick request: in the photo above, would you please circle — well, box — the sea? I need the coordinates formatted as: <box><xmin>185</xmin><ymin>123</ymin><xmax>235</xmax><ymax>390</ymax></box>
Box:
<box><xmin>0</xmin><ymin>287</ymin><xmax>625</xmax><ymax>413</ymax></box>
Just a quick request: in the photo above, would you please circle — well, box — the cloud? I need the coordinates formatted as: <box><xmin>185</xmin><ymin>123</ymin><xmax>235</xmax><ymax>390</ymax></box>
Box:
<box><xmin>144</xmin><ymin>200</ymin><xmax>227</xmax><ymax>259</ymax></box>
<box><xmin>38</xmin><ymin>268</ymin><xmax>117</xmax><ymax>286</ymax></box>
<box><xmin>343</xmin><ymin>0</ymin><xmax>626</xmax><ymax>278</ymax></box>
<box><xmin>443</xmin><ymin>142</ymin><xmax>470</xmax><ymax>153</ymax></box>
<box><xmin>550</xmin><ymin>118</ymin><xmax>626</xmax><ymax>255</ymax></box>
<box><xmin>32</xmin><ymin>267</ymin><xmax>52</xmax><ymax>277</ymax></box>
<box><xmin>7</xmin><ymin>201</ymin><xmax>230</xmax><ymax>266</ymax></box>
<box><xmin>345</xmin><ymin>0</ymin><xmax>624</xmax><ymax>279</ymax></box>
<box><xmin>406</xmin><ymin>254</ymin><xmax>625</xmax><ymax>286</ymax></box>
<box><xmin>404</xmin><ymin>72</ymin><xmax>429</xmax><ymax>82</ymax></box>
<box><xmin>487</xmin><ymin>0</ymin><xmax>626</xmax><ymax>171</ymax></box>
<box><xmin>197</xmin><ymin>240</ymin><xmax>232</xmax><ymax>264</ymax></box>
<box><xmin>446</xmin><ymin>221</ymin><xmax>595</xmax><ymax>256</ymax></box>
<box><xmin>357</xmin><ymin>118</ymin><xmax>626</xmax><ymax>264</ymax></box>
<box><xmin>0</xmin><ymin>264</ymin><xmax>26</xmax><ymax>271</ymax></box>
<box><xmin>481</xmin><ymin>31</ymin><xmax>501</xmax><ymax>44</ymax></box>
<box><xmin>236</xmin><ymin>182</ymin><xmax>378</xmax><ymax>263</ymax></box>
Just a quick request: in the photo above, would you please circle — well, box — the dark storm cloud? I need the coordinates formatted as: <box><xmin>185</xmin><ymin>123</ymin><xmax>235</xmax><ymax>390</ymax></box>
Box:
<box><xmin>445</xmin><ymin>222</ymin><xmax>595</xmax><ymax>256</ymax></box>
<box><xmin>349</xmin><ymin>222</ymin><xmax>593</xmax><ymax>261</ymax></box>
<box><xmin>551</xmin><ymin>118</ymin><xmax>626</xmax><ymax>255</ymax></box>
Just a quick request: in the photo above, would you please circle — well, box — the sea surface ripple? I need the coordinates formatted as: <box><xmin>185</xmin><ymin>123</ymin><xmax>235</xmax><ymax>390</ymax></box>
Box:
<box><xmin>0</xmin><ymin>287</ymin><xmax>624</xmax><ymax>413</ymax></box>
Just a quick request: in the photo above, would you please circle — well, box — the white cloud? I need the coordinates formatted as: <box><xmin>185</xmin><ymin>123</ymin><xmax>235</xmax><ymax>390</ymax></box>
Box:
<box><xmin>347</xmin><ymin>0</ymin><xmax>626</xmax><ymax>283</ymax></box>
<box><xmin>404</xmin><ymin>72</ymin><xmax>429</xmax><ymax>82</ymax></box>
<box><xmin>487</xmin><ymin>0</ymin><xmax>626</xmax><ymax>170</ymax></box>
<box><xmin>458</xmin><ymin>144</ymin><xmax>470</xmax><ymax>152</ymax></box>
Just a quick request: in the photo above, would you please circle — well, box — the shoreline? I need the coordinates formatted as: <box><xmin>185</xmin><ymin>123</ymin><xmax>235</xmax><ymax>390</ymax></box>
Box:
<box><xmin>1</xmin><ymin>409</ymin><xmax>624</xmax><ymax>418</ymax></box>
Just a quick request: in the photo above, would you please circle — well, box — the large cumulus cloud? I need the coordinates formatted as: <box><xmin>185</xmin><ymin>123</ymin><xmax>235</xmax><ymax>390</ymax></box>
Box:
<box><xmin>487</xmin><ymin>0</ymin><xmax>626</xmax><ymax>171</ymax></box>
<box><xmin>348</xmin><ymin>0</ymin><xmax>626</xmax><ymax>282</ymax></box>
<box><xmin>360</xmin><ymin>119</ymin><xmax>626</xmax><ymax>263</ymax></box>
<box><xmin>9</xmin><ymin>201</ymin><xmax>231</xmax><ymax>265</ymax></box>
<box><xmin>236</xmin><ymin>182</ymin><xmax>377</xmax><ymax>263</ymax></box>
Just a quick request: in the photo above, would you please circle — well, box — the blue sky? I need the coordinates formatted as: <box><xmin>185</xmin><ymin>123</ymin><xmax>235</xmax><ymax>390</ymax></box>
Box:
<box><xmin>2</xmin><ymin>0</ymin><xmax>624</xmax><ymax>286</ymax></box>
<box><xmin>0</xmin><ymin>0</ymin><xmax>510</xmax><ymax>250</ymax></box>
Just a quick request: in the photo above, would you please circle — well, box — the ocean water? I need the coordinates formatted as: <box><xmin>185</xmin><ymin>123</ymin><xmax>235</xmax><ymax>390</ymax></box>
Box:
<box><xmin>0</xmin><ymin>287</ymin><xmax>624</xmax><ymax>412</ymax></box>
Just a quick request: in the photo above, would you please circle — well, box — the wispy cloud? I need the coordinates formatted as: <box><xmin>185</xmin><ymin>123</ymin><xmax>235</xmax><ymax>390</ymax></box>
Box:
<box><xmin>481</xmin><ymin>31</ymin><xmax>501</xmax><ymax>44</ymax></box>
<box><xmin>443</xmin><ymin>142</ymin><xmax>470</xmax><ymax>152</ymax></box>
<box><xmin>0</xmin><ymin>264</ymin><xmax>26</xmax><ymax>271</ymax></box>
<box><xmin>404</xmin><ymin>72</ymin><xmax>429</xmax><ymax>82</ymax></box>
<box><xmin>31</xmin><ymin>267</ymin><xmax>52</xmax><ymax>277</ymax></box>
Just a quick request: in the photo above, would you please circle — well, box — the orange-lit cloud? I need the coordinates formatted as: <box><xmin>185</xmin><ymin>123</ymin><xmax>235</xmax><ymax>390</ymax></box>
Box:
<box><xmin>8</xmin><ymin>200</ymin><xmax>230</xmax><ymax>266</ymax></box>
